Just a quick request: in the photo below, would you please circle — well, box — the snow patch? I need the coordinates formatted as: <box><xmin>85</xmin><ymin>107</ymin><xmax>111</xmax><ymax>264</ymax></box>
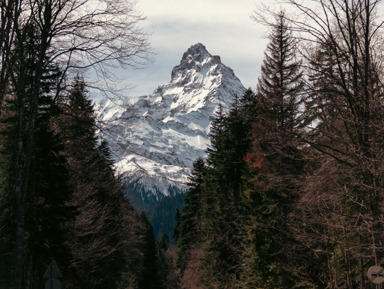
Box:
<box><xmin>95</xmin><ymin>43</ymin><xmax>246</xmax><ymax>198</ymax></box>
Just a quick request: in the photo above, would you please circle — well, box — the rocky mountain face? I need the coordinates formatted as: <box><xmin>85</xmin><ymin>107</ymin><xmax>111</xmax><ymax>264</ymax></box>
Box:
<box><xmin>95</xmin><ymin>43</ymin><xmax>246</xmax><ymax>238</ymax></box>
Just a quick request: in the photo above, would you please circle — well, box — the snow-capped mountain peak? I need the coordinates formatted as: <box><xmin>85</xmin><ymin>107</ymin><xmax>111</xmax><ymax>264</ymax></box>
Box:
<box><xmin>96</xmin><ymin>43</ymin><xmax>246</xmax><ymax>197</ymax></box>
<box><xmin>171</xmin><ymin>43</ymin><xmax>219</xmax><ymax>78</ymax></box>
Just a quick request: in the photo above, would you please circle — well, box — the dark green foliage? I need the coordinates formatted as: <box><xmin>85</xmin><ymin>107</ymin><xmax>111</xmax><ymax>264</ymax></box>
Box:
<box><xmin>23</xmin><ymin>100</ymin><xmax>74</xmax><ymax>289</ymax></box>
<box><xmin>125</xmin><ymin>180</ymin><xmax>185</xmax><ymax>241</ymax></box>
<box><xmin>201</xmin><ymin>91</ymin><xmax>256</xmax><ymax>285</ymax></box>
<box><xmin>173</xmin><ymin>209</ymin><xmax>181</xmax><ymax>242</ymax></box>
<box><xmin>56</xmin><ymin>76</ymin><xmax>126</xmax><ymax>289</ymax></box>
<box><xmin>174</xmin><ymin>13</ymin><xmax>306</xmax><ymax>289</ymax></box>
<box><xmin>0</xmin><ymin>65</ymin><xmax>158</xmax><ymax>289</ymax></box>
<box><xmin>0</xmin><ymin>2</ymin><xmax>150</xmax><ymax>288</ymax></box>
<box><xmin>175</xmin><ymin>90</ymin><xmax>258</xmax><ymax>288</ymax></box>
<box><xmin>138</xmin><ymin>213</ymin><xmax>162</xmax><ymax>289</ymax></box>
<box><xmin>0</xmin><ymin>102</ymin><xmax>18</xmax><ymax>289</ymax></box>
<box><xmin>50</xmin><ymin>76</ymin><xmax>165</xmax><ymax>289</ymax></box>
<box><xmin>176</xmin><ymin>158</ymin><xmax>205</xmax><ymax>271</ymax></box>
<box><xmin>239</xmin><ymin>12</ymin><xmax>305</xmax><ymax>289</ymax></box>
<box><xmin>0</xmin><ymin>30</ymin><xmax>73</xmax><ymax>287</ymax></box>
<box><xmin>156</xmin><ymin>235</ymin><xmax>173</xmax><ymax>289</ymax></box>
<box><xmin>148</xmin><ymin>193</ymin><xmax>185</xmax><ymax>241</ymax></box>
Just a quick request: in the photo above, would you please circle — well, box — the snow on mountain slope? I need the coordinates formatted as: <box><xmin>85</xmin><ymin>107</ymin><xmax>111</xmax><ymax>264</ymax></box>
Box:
<box><xmin>95</xmin><ymin>43</ymin><xmax>246</xmax><ymax>197</ymax></box>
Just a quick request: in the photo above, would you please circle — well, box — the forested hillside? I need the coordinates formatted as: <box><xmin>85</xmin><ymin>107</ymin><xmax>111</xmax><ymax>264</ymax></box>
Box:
<box><xmin>174</xmin><ymin>3</ymin><xmax>384</xmax><ymax>289</ymax></box>
<box><xmin>2</xmin><ymin>0</ymin><xmax>384</xmax><ymax>289</ymax></box>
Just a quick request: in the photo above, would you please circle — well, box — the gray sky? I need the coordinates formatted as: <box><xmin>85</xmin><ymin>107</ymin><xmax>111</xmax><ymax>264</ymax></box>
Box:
<box><xmin>122</xmin><ymin>0</ymin><xmax>271</xmax><ymax>97</ymax></box>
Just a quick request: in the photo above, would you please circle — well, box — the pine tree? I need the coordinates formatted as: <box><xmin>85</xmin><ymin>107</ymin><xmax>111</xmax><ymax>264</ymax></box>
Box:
<box><xmin>23</xmin><ymin>96</ymin><xmax>74</xmax><ymax>289</ymax></box>
<box><xmin>10</xmin><ymin>23</ymin><xmax>60</xmax><ymax>288</ymax></box>
<box><xmin>240</xmin><ymin>12</ymin><xmax>305</xmax><ymax>288</ymax></box>
<box><xmin>0</xmin><ymin>99</ymin><xmax>19</xmax><ymax>289</ymax></box>
<box><xmin>56</xmin><ymin>76</ymin><xmax>125</xmax><ymax>288</ymax></box>
<box><xmin>173</xmin><ymin>91</ymin><xmax>258</xmax><ymax>289</ymax></box>
<box><xmin>176</xmin><ymin>158</ymin><xmax>205</xmax><ymax>272</ymax></box>
<box><xmin>254</xmin><ymin>11</ymin><xmax>303</xmax><ymax>165</ymax></box>
<box><xmin>0</xmin><ymin>24</ymin><xmax>73</xmax><ymax>288</ymax></box>
<box><xmin>197</xmin><ymin>90</ymin><xmax>256</xmax><ymax>288</ymax></box>
<box><xmin>137</xmin><ymin>213</ymin><xmax>162</xmax><ymax>289</ymax></box>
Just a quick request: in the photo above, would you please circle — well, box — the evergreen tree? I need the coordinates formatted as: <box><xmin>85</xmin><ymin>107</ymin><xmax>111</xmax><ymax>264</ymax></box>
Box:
<box><xmin>198</xmin><ymin>90</ymin><xmax>256</xmax><ymax>288</ymax></box>
<box><xmin>23</xmin><ymin>96</ymin><xmax>74</xmax><ymax>289</ymax></box>
<box><xmin>176</xmin><ymin>158</ymin><xmax>205</xmax><ymax>272</ymax></box>
<box><xmin>174</xmin><ymin>90</ymin><xmax>258</xmax><ymax>289</ymax></box>
<box><xmin>156</xmin><ymin>234</ymin><xmax>172</xmax><ymax>289</ymax></box>
<box><xmin>137</xmin><ymin>213</ymin><xmax>161</xmax><ymax>289</ymax></box>
<box><xmin>10</xmin><ymin>23</ymin><xmax>60</xmax><ymax>288</ymax></box>
<box><xmin>56</xmin><ymin>76</ymin><xmax>125</xmax><ymax>288</ymax></box>
<box><xmin>240</xmin><ymin>12</ymin><xmax>305</xmax><ymax>288</ymax></box>
<box><xmin>173</xmin><ymin>209</ymin><xmax>181</xmax><ymax>242</ymax></box>
<box><xmin>0</xmin><ymin>99</ymin><xmax>18</xmax><ymax>289</ymax></box>
<box><xmin>0</xmin><ymin>24</ymin><xmax>73</xmax><ymax>288</ymax></box>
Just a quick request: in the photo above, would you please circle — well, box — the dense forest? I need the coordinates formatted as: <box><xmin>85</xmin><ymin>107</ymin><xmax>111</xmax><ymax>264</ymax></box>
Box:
<box><xmin>173</xmin><ymin>1</ymin><xmax>384</xmax><ymax>288</ymax></box>
<box><xmin>2</xmin><ymin>0</ymin><xmax>384</xmax><ymax>289</ymax></box>
<box><xmin>0</xmin><ymin>0</ymin><xmax>156</xmax><ymax>288</ymax></box>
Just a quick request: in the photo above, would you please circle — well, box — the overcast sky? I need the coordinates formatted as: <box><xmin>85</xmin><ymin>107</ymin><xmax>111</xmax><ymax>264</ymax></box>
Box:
<box><xmin>117</xmin><ymin>0</ymin><xmax>271</xmax><ymax>97</ymax></box>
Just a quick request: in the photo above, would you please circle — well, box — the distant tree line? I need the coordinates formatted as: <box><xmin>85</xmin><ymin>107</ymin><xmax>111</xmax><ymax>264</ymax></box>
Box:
<box><xmin>172</xmin><ymin>1</ymin><xmax>384</xmax><ymax>288</ymax></box>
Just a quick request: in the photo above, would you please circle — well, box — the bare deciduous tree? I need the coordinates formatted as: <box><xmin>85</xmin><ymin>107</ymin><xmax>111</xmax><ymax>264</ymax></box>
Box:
<box><xmin>259</xmin><ymin>0</ymin><xmax>384</xmax><ymax>287</ymax></box>
<box><xmin>0</xmin><ymin>1</ymin><xmax>150</xmax><ymax>288</ymax></box>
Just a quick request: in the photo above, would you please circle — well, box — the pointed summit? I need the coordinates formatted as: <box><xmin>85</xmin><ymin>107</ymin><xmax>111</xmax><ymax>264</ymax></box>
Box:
<box><xmin>171</xmin><ymin>43</ymin><xmax>221</xmax><ymax>79</ymax></box>
<box><xmin>95</xmin><ymin>43</ymin><xmax>246</xmax><ymax>239</ymax></box>
<box><xmin>182</xmin><ymin>43</ymin><xmax>212</xmax><ymax>62</ymax></box>
<box><xmin>96</xmin><ymin>43</ymin><xmax>245</xmax><ymax>196</ymax></box>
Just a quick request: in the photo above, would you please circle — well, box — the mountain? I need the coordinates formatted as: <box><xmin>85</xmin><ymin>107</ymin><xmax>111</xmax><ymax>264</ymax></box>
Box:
<box><xmin>95</xmin><ymin>43</ymin><xmax>246</xmax><ymax>238</ymax></box>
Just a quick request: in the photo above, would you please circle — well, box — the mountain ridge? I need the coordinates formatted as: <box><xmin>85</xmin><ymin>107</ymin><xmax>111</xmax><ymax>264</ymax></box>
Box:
<box><xmin>96</xmin><ymin>43</ymin><xmax>246</xmax><ymax>198</ymax></box>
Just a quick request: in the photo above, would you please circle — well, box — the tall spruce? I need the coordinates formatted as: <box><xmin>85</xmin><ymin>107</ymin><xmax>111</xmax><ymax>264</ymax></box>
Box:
<box><xmin>0</xmin><ymin>24</ymin><xmax>73</xmax><ymax>288</ymax></box>
<box><xmin>196</xmin><ymin>90</ymin><xmax>256</xmax><ymax>288</ymax></box>
<box><xmin>0</xmin><ymin>97</ymin><xmax>74</xmax><ymax>289</ymax></box>
<box><xmin>0</xmin><ymin>97</ymin><xmax>19</xmax><ymax>289</ymax></box>
<box><xmin>137</xmin><ymin>213</ymin><xmax>162</xmax><ymax>289</ymax></box>
<box><xmin>174</xmin><ymin>91</ymin><xmax>257</xmax><ymax>289</ymax></box>
<box><xmin>23</xmin><ymin>96</ymin><xmax>73</xmax><ymax>289</ymax></box>
<box><xmin>240</xmin><ymin>12</ymin><xmax>304</xmax><ymax>288</ymax></box>
<box><xmin>176</xmin><ymin>157</ymin><xmax>205</xmax><ymax>272</ymax></box>
<box><xmin>56</xmin><ymin>76</ymin><xmax>125</xmax><ymax>288</ymax></box>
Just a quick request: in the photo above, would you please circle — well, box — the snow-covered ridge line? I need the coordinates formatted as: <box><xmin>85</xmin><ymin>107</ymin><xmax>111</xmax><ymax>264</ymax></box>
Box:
<box><xmin>95</xmin><ymin>43</ymin><xmax>246</xmax><ymax>197</ymax></box>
